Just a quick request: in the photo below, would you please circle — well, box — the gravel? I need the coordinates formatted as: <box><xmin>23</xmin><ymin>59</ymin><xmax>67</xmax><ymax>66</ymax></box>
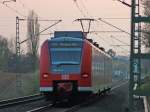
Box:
<box><xmin>76</xmin><ymin>82</ymin><xmax>129</xmax><ymax>112</ymax></box>
<box><xmin>0</xmin><ymin>99</ymin><xmax>49</xmax><ymax>112</ymax></box>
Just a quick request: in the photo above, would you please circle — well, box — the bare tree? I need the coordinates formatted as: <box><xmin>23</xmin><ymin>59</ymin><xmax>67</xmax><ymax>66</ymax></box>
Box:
<box><xmin>0</xmin><ymin>35</ymin><xmax>10</xmax><ymax>70</ymax></box>
<box><xmin>8</xmin><ymin>37</ymin><xmax>16</xmax><ymax>54</ymax></box>
<box><xmin>143</xmin><ymin>0</ymin><xmax>150</xmax><ymax>48</ymax></box>
<box><xmin>27</xmin><ymin>10</ymin><xmax>40</xmax><ymax>70</ymax></box>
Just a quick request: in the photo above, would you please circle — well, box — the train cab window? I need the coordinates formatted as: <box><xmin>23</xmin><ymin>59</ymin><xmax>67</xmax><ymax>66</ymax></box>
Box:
<box><xmin>50</xmin><ymin>48</ymin><xmax>82</xmax><ymax>74</ymax></box>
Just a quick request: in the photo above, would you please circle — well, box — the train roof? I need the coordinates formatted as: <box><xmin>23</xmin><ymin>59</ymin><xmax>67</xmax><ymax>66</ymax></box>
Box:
<box><xmin>86</xmin><ymin>39</ymin><xmax>112</xmax><ymax>59</ymax></box>
<box><xmin>50</xmin><ymin>36</ymin><xmax>83</xmax><ymax>42</ymax></box>
<box><xmin>54</xmin><ymin>31</ymin><xmax>84</xmax><ymax>39</ymax></box>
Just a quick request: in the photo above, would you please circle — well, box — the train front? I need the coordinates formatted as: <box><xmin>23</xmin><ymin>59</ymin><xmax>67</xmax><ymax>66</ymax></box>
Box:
<box><xmin>40</xmin><ymin>31</ymin><xmax>92</xmax><ymax>101</ymax></box>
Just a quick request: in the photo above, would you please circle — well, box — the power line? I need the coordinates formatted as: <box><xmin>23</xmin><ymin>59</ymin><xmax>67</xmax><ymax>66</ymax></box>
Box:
<box><xmin>93</xmin><ymin>33</ymin><xmax>129</xmax><ymax>54</ymax></box>
<box><xmin>110</xmin><ymin>35</ymin><xmax>129</xmax><ymax>45</ymax></box>
<box><xmin>116</xmin><ymin>45</ymin><xmax>129</xmax><ymax>52</ymax></box>
<box><xmin>93</xmin><ymin>32</ymin><xmax>130</xmax><ymax>51</ymax></box>
<box><xmin>98</xmin><ymin>18</ymin><xmax>130</xmax><ymax>35</ymax></box>
<box><xmin>116</xmin><ymin>50</ymin><xmax>129</xmax><ymax>55</ymax></box>
<box><xmin>40</xmin><ymin>33</ymin><xmax>53</xmax><ymax>36</ymax></box>
<box><xmin>90</xmin><ymin>31</ymin><xmax>126</xmax><ymax>33</ymax></box>
<box><xmin>0</xmin><ymin>1</ymin><xmax>26</xmax><ymax>17</ymax></box>
<box><xmin>93</xmin><ymin>33</ymin><xmax>110</xmax><ymax>45</ymax></box>
<box><xmin>17</xmin><ymin>0</ymin><xmax>45</xmax><ymax>20</ymax></box>
<box><xmin>2</xmin><ymin>0</ymin><xmax>16</xmax><ymax>4</ymax></box>
<box><xmin>100</xmin><ymin>18</ymin><xmax>130</xmax><ymax>20</ymax></box>
<box><xmin>91</xmin><ymin>18</ymin><xmax>131</xmax><ymax>50</ymax></box>
<box><xmin>85</xmin><ymin>19</ymin><xmax>130</xmax><ymax>53</ymax></box>
<box><xmin>114</xmin><ymin>0</ymin><xmax>131</xmax><ymax>7</ymax></box>
<box><xmin>18</xmin><ymin>18</ymin><xmax>62</xmax><ymax>22</ymax></box>
<box><xmin>20</xmin><ymin>20</ymin><xmax>62</xmax><ymax>44</ymax></box>
<box><xmin>98</xmin><ymin>18</ymin><xmax>147</xmax><ymax>45</ymax></box>
<box><xmin>73</xmin><ymin>0</ymin><xmax>86</xmax><ymax>17</ymax></box>
<box><xmin>0</xmin><ymin>18</ymin><xmax>61</xmax><ymax>22</ymax></box>
<box><xmin>79</xmin><ymin>0</ymin><xmax>89</xmax><ymax>17</ymax></box>
<box><xmin>18</xmin><ymin>0</ymin><xmax>30</xmax><ymax>11</ymax></box>
<box><xmin>111</xmin><ymin>44</ymin><xmax>130</xmax><ymax>46</ymax></box>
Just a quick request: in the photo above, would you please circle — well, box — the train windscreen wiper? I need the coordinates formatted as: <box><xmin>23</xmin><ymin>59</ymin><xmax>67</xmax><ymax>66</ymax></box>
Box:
<box><xmin>55</xmin><ymin>62</ymin><xmax>79</xmax><ymax>67</ymax></box>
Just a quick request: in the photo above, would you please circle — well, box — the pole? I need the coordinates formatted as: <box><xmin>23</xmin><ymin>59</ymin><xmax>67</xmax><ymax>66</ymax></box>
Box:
<box><xmin>16</xmin><ymin>16</ymin><xmax>22</xmax><ymax>95</ymax></box>
<box><xmin>129</xmin><ymin>0</ymin><xmax>135</xmax><ymax>111</ymax></box>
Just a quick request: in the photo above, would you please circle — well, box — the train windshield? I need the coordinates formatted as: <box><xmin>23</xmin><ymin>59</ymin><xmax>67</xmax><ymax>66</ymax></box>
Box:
<box><xmin>49</xmin><ymin>42</ymin><xmax>83</xmax><ymax>74</ymax></box>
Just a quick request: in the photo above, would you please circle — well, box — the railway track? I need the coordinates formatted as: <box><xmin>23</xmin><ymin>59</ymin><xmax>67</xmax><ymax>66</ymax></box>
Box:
<box><xmin>26</xmin><ymin>94</ymin><xmax>109</xmax><ymax>112</ymax></box>
<box><xmin>25</xmin><ymin>94</ymin><xmax>100</xmax><ymax>112</ymax></box>
<box><xmin>26</xmin><ymin>81</ymin><xmax>128</xmax><ymax>112</ymax></box>
<box><xmin>0</xmin><ymin>80</ymin><xmax>128</xmax><ymax>112</ymax></box>
<box><xmin>0</xmin><ymin>94</ymin><xmax>44</xmax><ymax>109</ymax></box>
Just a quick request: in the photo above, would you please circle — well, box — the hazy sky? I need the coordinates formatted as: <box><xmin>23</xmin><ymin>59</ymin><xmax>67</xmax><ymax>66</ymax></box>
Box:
<box><xmin>0</xmin><ymin>0</ymin><xmax>133</xmax><ymax>55</ymax></box>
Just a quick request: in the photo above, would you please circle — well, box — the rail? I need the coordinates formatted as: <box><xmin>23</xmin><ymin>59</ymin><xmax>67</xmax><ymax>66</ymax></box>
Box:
<box><xmin>26</xmin><ymin>81</ymin><xmax>128</xmax><ymax>112</ymax></box>
<box><xmin>0</xmin><ymin>94</ymin><xmax>44</xmax><ymax>108</ymax></box>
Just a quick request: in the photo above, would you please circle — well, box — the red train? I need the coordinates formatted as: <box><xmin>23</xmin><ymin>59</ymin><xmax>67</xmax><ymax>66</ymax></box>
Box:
<box><xmin>40</xmin><ymin>31</ymin><xmax>112</xmax><ymax>102</ymax></box>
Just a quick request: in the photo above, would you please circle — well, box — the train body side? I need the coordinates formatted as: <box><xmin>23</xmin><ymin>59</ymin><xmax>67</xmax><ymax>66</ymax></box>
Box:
<box><xmin>90</xmin><ymin>41</ymin><xmax>112</xmax><ymax>92</ymax></box>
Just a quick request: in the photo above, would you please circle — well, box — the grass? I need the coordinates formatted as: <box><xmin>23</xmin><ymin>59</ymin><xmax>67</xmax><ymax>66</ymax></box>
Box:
<box><xmin>21</xmin><ymin>70</ymin><xmax>40</xmax><ymax>95</ymax></box>
<box><xmin>33</xmin><ymin>70</ymin><xmax>40</xmax><ymax>93</ymax></box>
<box><xmin>136</xmin><ymin>84</ymin><xmax>150</xmax><ymax>93</ymax></box>
<box><xmin>0</xmin><ymin>70</ymin><xmax>40</xmax><ymax>100</ymax></box>
<box><xmin>135</xmin><ymin>76</ymin><xmax>150</xmax><ymax>96</ymax></box>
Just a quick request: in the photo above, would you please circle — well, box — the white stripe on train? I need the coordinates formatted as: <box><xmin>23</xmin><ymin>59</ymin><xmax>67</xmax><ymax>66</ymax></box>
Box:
<box><xmin>40</xmin><ymin>87</ymin><xmax>92</xmax><ymax>91</ymax></box>
<box><xmin>40</xmin><ymin>87</ymin><xmax>53</xmax><ymax>91</ymax></box>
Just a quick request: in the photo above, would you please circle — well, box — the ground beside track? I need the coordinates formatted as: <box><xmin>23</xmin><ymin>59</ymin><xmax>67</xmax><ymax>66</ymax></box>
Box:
<box><xmin>0</xmin><ymin>80</ymin><xmax>145</xmax><ymax>112</ymax></box>
<box><xmin>76</xmin><ymin>81</ymin><xmax>145</xmax><ymax>112</ymax></box>
<box><xmin>76</xmin><ymin>81</ymin><xmax>129</xmax><ymax>112</ymax></box>
<box><xmin>0</xmin><ymin>71</ymin><xmax>39</xmax><ymax>100</ymax></box>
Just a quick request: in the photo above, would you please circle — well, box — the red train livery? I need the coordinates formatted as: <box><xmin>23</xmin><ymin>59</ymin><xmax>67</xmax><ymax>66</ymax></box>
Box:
<box><xmin>40</xmin><ymin>31</ymin><xmax>112</xmax><ymax>101</ymax></box>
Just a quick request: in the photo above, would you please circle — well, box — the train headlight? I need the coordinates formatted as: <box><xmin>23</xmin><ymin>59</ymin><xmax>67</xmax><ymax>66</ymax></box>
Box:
<box><xmin>43</xmin><ymin>73</ymin><xmax>49</xmax><ymax>78</ymax></box>
<box><xmin>82</xmin><ymin>73</ymin><xmax>88</xmax><ymax>78</ymax></box>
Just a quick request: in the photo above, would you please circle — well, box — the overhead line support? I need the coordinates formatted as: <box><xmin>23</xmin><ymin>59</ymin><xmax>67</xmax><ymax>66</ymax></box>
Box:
<box><xmin>130</xmin><ymin>0</ymin><xmax>150</xmax><ymax>111</ymax></box>
<box><xmin>75</xmin><ymin>18</ymin><xmax>95</xmax><ymax>38</ymax></box>
<box><xmin>20</xmin><ymin>20</ymin><xmax>62</xmax><ymax>44</ymax></box>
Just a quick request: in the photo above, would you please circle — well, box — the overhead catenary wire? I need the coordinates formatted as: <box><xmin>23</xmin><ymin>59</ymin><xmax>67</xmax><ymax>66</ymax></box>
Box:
<box><xmin>113</xmin><ymin>0</ymin><xmax>148</xmax><ymax>13</ymax></box>
<box><xmin>17</xmin><ymin>0</ymin><xmax>47</xmax><ymax>20</ymax></box>
<box><xmin>19</xmin><ymin>18</ymin><xmax>62</xmax><ymax>22</ymax></box>
<box><xmin>94</xmin><ymin>33</ymin><xmax>130</xmax><ymax>51</ymax></box>
<box><xmin>0</xmin><ymin>1</ymin><xmax>26</xmax><ymax>17</ymax></box>
<box><xmin>18</xmin><ymin>0</ymin><xmax>30</xmax><ymax>11</ymax></box>
<box><xmin>79</xmin><ymin>0</ymin><xmax>90</xmax><ymax>17</ymax></box>
<box><xmin>71</xmin><ymin>1</ymin><xmax>130</xmax><ymax>55</ymax></box>
<box><xmin>77</xmin><ymin>17</ymin><xmax>130</xmax><ymax>54</ymax></box>
<box><xmin>20</xmin><ymin>20</ymin><xmax>62</xmax><ymax>44</ymax></box>
<box><xmin>93</xmin><ymin>32</ymin><xmax>110</xmax><ymax>45</ymax></box>
<box><xmin>98</xmin><ymin>18</ymin><xmax>147</xmax><ymax>45</ymax></box>
<box><xmin>98</xmin><ymin>18</ymin><xmax>130</xmax><ymax>35</ymax></box>
<box><xmin>93</xmin><ymin>33</ymin><xmax>129</xmax><ymax>53</ymax></box>
<box><xmin>72</xmin><ymin>0</ymin><xmax>131</xmax><ymax>47</ymax></box>
<box><xmin>100</xmin><ymin>18</ymin><xmax>130</xmax><ymax>20</ymax></box>
<box><xmin>90</xmin><ymin>18</ymin><xmax>131</xmax><ymax>53</ymax></box>
<box><xmin>110</xmin><ymin>35</ymin><xmax>129</xmax><ymax>45</ymax></box>
<box><xmin>90</xmin><ymin>22</ymin><xmax>130</xmax><ymax>52</ymax></box>
<box><xmin>90</xmin><ymin>31</ymin><xmax>126</xmax><ymax>33</ymax></box>
<box><xmin>111</xmin><ymin>44</ymin><xmax>130</xmax><ymax>46</ymax></box>
<box><xmin>73</xmin><ymin>0</ymin><xmax>87</xmax><ymax>17</ymax></box>
<box><xmin>114</xmin><ymin>45</ymin><xmax>129</xmax><ymax>52</ymax></box>
<box><xmin>116</xmin><ymin>50</ymin><xmax>129</xmax><ymax>55</ymax></box>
